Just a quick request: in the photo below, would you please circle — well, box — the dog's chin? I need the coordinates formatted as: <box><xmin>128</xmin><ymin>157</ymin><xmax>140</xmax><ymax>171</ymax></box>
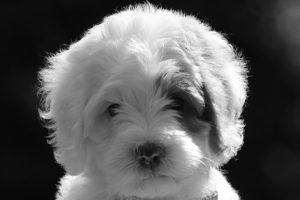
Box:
<box><xmin>114</xmin><ymin>174</ymin><xmax>184</xmax><ymax>199</ymax></box>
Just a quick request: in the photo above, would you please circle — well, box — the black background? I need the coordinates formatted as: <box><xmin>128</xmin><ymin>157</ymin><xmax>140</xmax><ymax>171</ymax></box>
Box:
<box><xmin>2</xmin><ymin>0</ymin><xmax>300</xmax><ymax>200</ymax></box>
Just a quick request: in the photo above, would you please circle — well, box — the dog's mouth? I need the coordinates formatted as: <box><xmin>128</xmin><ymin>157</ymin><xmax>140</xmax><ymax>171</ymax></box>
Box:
<box><xmin>141</xmin><ymin>174</ymin><xmax>177</xmax><ymax>183</ymax></box>
<box><xmin>121</xmin><ymin>175</ymin><xmax>182</xmax><ymax>199</ymax></box>
<box><xmin>137</xmin><ymin>173</ymin><xmax>186</xmax><ymax>192</ymax></box>
<box><xmin>138</xmin><ymin>169</ymin><xmax>180</xmax><ymax>182</ymax></box>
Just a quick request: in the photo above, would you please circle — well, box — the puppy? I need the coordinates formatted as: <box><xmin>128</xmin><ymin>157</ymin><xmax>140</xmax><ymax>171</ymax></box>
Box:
<box><xmin>39</xmin><ymin>4</ymin><xmax>247</xmax><ymax>200</ymax></box>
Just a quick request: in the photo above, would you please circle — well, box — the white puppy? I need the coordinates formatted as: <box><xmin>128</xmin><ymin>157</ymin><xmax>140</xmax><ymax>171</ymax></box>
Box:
<box><xmin>39</xmin><ymin>4</ymin><xmax>247</xmax><ymax>200</ymax></box>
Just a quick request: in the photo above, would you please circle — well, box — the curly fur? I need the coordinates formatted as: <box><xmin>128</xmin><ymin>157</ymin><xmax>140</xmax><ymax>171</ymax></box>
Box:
<box><xmin>39</xmin><ymin>3</ymin><xmax>247</xmax><ymax>200</ymax></box>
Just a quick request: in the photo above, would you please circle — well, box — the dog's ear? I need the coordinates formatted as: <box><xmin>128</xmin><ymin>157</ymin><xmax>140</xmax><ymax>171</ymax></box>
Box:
<box><xmin>177</xmin><ymin>18</ymin><xmax>248</xmax><ymax>165</ymax></box>
<box><xmin>39</xmin><ymin>49</ymin><xmax>90</xmax><ymax>175</ymax></box>
<box><xmin>198</xmin><ymin>34</ymin><xmax>247</xmax><ymax>165</ymax></box>
<box><xmin>202</xmin><ymin>83</ymin><xmax>246</xmax><ymax>165</ymax></box>
<box><xmin>38</xmin><ymin>23</ymin><xmax>120</xmax><ymax>174</ymax></box>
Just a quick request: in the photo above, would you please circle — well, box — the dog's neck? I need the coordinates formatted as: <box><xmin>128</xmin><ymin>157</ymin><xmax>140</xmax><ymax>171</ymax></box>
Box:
<box><xmin>114</xmin><ymin>191</ymin><xmax>218</xmax><ymax>200</ymax></box>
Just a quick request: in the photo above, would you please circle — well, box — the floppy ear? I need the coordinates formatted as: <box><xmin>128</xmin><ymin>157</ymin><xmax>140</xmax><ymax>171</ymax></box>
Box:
<box><xmin>38</xmin><ymin>19</ymin><xmax>118</xmax><ymax>174</ymax></box>
<box><xmin>38</xmin><ymin>19</ymin><xmax>128</xmax><ymax>174</ymax></box>
<box><xmin>202</xmin><ymin>83</ymin><xmax>246</xmax><ymax>165</ymax></box>
<box><xmin>39</xmin><ymin>48</ymin><xmax>90</xmax><ymax>175</ymax></box>
<box><xmin>199</xmin><ymin>35</ymin><xmax>247</xmax><ymax>165</ymax></box>
<box><xmin>177</xmin><ymin>17</ymin><xmax>248</xmax><ymax>165</ymax></box>
<box><xmin>202</xmin><ymin>38</ymin><xmax>247</xmax><ymax>165</ymax></box>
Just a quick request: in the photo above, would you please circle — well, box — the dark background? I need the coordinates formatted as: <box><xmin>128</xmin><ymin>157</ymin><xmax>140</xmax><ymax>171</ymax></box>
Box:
<box><xmin>2</xmin><ymin>0</ymin><xmax>300</xmax><ymax>200</ymax></box>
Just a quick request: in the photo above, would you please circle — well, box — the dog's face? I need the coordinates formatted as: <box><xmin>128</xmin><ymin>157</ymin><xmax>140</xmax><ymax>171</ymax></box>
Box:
<box><xmin>84</xmin><ymin>52</ymin><xmax>212</xmax><ymax>197</ymax></box>
<box><xmin>39</xmin><ymin>4</ymin><xmax>247</xmax><ymax>199</ymax></box>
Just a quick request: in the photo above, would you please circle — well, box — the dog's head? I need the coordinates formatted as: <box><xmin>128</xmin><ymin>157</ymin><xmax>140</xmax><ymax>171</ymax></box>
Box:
<box><xmin>39</xmin><ymin>4</ymin><xmax>247</xmax><ymax>199</ymax></box>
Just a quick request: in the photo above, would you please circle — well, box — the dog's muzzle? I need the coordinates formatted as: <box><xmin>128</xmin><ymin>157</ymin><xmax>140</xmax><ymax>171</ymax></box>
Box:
<box><xmin>134</xmin><ymin>142</ymin><xmax>166</xmax><ymax>170</ymax></box>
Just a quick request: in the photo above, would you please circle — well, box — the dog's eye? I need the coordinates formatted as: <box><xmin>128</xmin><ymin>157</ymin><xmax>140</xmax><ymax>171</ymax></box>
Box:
<box><xmin>107</xmin><ymin>103</ymin><xmax>120</xmax><ymax>117</ymax></box>
<box><xmin>169</xmin><ymin>97</ymin><xmax>184</xmax><ymax>111</ymax></box>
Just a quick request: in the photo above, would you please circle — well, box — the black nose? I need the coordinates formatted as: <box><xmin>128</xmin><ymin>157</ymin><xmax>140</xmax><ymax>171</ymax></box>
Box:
<box><xmin>134</xmin><ymin>142</ymin><xmax>166</xmax><ymax>170</ymax></box>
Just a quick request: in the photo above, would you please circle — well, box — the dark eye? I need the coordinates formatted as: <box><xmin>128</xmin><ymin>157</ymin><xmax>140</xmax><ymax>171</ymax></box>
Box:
<box><xmin>107</xmin><ymin>103</ymin><xmax>120</xmax><ymax>117</ymax></box>
<box><xmin>169</xmin><ymin>96</ymin><xmax>184</xmax><ymax>111</ymax></box>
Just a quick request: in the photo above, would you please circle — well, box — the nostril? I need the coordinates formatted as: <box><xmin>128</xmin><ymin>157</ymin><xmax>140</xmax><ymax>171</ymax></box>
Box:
<box><xmin>134</xmin><ymin>142</ymin><xmax>165</xmax><ymax>170</ymax></box>
<box><xmin>135</xmin><ymin>142</ymin><xmax>165</xmax><ymax>157</ymax></box>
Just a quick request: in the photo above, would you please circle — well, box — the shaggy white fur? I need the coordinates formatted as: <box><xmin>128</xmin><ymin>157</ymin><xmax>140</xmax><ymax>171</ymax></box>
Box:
<box><xmin>39</xmin><ymin>3</ymin><xmax>247</xmax><ymax>200</ymax></box>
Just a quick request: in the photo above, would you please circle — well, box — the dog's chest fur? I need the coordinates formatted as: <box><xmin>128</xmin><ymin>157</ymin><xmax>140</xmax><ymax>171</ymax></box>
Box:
<box><xmin>115</xmin><ymin>192</ymin><xmax>218</xmax><ymax>200</ymax></box>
